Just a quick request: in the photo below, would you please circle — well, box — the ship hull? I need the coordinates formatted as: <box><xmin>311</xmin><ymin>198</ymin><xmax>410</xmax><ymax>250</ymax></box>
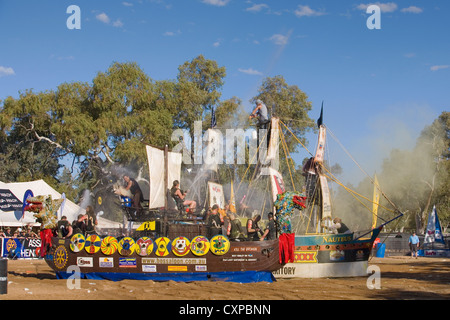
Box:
<box><xmin>273</xmin><ymin>228</ymin><xmax>381</xmax><ymax>278</ymax></box>
<box><xmin>44</xmin><ymin>236</ymin><xmax>282</xmax><ymax>283</ymax></box>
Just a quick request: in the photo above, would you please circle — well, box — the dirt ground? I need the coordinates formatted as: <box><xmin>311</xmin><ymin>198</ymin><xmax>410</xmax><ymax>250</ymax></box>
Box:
<box><xmin>1</xmin><ymin>256</ymin><xmax>449</xmax><ymax>301</ymax></box>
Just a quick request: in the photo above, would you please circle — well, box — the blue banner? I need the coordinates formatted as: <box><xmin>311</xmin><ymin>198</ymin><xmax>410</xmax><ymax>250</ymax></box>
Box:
<box><xmin>1</xmin><ymin>238</ymin><xmax>41</xmax><ymax>258</ymax></box>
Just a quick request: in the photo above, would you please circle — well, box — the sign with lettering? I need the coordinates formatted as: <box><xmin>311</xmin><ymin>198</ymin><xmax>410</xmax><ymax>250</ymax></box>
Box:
<box><xmin>293</xmin><ymin>251</ymin><xmax>317</xmax><ymax>263</ymax></box>
<box><xmin>0</xmin><ymin>189</ymin><xmax>22</xmax><ymax>212</ymax></box>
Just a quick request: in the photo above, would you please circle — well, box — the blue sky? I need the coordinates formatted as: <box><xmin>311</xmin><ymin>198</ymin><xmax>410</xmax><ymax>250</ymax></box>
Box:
<box><xmin>0</xmin><ymin>0</ymin><xmax>449</xmax><ymax>184</ymax></box>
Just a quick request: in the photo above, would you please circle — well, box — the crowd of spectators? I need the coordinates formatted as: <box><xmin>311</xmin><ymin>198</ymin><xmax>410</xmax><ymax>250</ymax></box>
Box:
<box><xmin>0</xmin><ymin>226</ymin><xmax>39</xmax><ymax>238</ymax></box>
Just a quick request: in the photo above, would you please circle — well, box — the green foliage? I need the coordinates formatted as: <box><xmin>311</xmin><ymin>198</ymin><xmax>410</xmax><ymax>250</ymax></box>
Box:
<box><xmin>5</xmin><ymin>56</ymin><xmax>446</xmax><ymax>231</ymax></box>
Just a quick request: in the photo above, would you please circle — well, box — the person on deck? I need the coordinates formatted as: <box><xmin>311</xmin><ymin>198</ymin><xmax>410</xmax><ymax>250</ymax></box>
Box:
<box><xmin>249</xmin><ymin>99</ymin><xmax>270</xmax><ymax>130</ymax></box>
<box><xmin>247</xmin><ymin>214</ymin><xmax>262</xmax><ymax>241</ymax></box>
<box><xmin>207</xmin><ymin>204</ymin><xmax>222</xmax><ymax>238</ymax></box>
<box><xmin>85</xmin><ymin>205</ymin><xmax>98</xmax><ymax>235</ymax></box>
<box><xmin>226</xmin><ymin>212</ymin><xmax>245</xmax><ymax>241</ymax></box>
<box><xmin>260</xmin><ymin>212</ymin><xmax>276</xmax><ymax>241</ymax></box>
<box><xmin>72</xmin><ymin>214</ymin><xmax>87</xmax><ymax>236</ymax></box>
<box><xmin>57</xmin><ymin>216</ymin><xmax>73</xmax><ymax>238</ymax></box>
<box><xmin>170</xmin><ymin>180</ymin><xmax>197</xmax><ymax>213</ymax></box>
<box><xmin>123</xmin><ymin>175</ymin><xmax>144</xmax><ymax>213</ymax></box>
<box><xmin>249</xmin><ymin>99</ymin><xmax>271</xmax><ymax>149</ymax></box>
<box><xmin>323</xmin><ymin>217</ymin><xmax>352</xmax><ymax>235</ymax></box>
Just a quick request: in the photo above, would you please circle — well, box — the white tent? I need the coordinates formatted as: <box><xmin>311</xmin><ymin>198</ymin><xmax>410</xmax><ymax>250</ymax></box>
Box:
<box><xmin>0</xmin><ymin>180</ymin><xmax>85</xmax><ymax>227</ymax></box>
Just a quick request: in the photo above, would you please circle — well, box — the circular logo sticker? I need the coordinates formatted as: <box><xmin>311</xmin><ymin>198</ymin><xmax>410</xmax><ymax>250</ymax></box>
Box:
<box><xmin>210</xmin><ymin>235</ymin><xmax>230</xmax><ymax>256</ymax></box>
<box><xmin>171</xmin><ymin>236</ymin><xmax>191</xmax><ymax>257</ymax></box>
<box><xmin>135</xmin><ymin>237</ymin><xmax>154</xmax><ymax>256</ymax></box>
<box><xmin>190</xmin><ymin>236</ymin><xmax>210</xmax><ymax>256</ymax></box>
<box><xmin>119</xmin><ymin>237</ymin><xmax>136</xmax><ymax>256</ymax></box>
<box><xmin>84</xmin><ymin>234</ymin><xmax>101</xmax><ymax>254</ymax></box>
<box><xmin>6</xmin><ymin>239</ymin><xmax>17</xmax><ymax>253</ymax></box>
<box><xmin>70</xmin><ymin>233</ymin><xmax>85</xmax><ymax>253</ymax></box>
<box><xmin>101</xmin><ymin>236</ymin><xmax>119</xmax><ymax>255</ymax></box>
<box><xmin>53</xmin><ymin>245</ymin><xmax>68</xmax><ymax>269</ymax></box>
<box><xmin>154</xmin><ymin>237</ymin><xmax>172</xmax><ymax>257</ymax></box>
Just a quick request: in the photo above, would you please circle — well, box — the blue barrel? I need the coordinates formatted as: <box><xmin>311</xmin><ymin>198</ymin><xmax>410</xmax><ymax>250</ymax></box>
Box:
<box><xmin>376</xmin><ymin>243</ymin><xmax>386</xmax><ymax>258</ymax></box>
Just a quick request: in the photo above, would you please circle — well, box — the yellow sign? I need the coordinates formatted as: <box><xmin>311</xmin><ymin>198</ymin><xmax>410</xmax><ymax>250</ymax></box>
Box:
<box><xmin>293</xmin><ymin>251</ymin><xmax>317</xmax><ymax>263</ymax></box>
<box><xmin>168</xmin><ymin>266</ymin><xmax>188</xmax><ymax>272</ymax></box>
<box><xmin>136</xmin><ymin>221</ymin><xmax>156</xmax><ymax>231</ymax></box>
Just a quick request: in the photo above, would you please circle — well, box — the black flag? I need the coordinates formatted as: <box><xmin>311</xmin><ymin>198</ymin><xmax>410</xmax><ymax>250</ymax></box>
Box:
<box><xmin>317</xmin><ymin>102</ymin><xmax>324</xmax><ymax>128</ymax></box>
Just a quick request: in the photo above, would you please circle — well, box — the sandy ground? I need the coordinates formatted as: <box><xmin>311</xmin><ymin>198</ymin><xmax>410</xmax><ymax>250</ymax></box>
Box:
<box><xmin>1</xmin><ymin>257</ymin><xmax>449</xmax><ymax>301</ymax></box>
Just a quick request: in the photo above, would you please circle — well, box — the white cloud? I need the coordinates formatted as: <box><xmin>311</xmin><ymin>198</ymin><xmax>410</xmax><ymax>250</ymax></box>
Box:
<box><xmin>122</xmin><ymin>2</ymin><xmax>133</xmax><ymax>6</ymax></box>
<box><xmin>246</xmin><ymin>3</ymin><xmax>269</xmax><ymax>13</ymax></box>
<box><xmin>401</xmin><ymin>6</ymin><xmax>423</xmax><ymax>14</ymax></box>
<box><xmin>96</xmin><ymin>12</ymin><xmax>110</xmax><ymax>24</ymax></box>
<box><xmin>0</xmin><ymin>66</ymin><xmax>15</xmax><ymax>77</ymax></box>
<box><xmin>96</xmin><ymin>12</ymin><xmax>123</xmax><ymax>27</ymax></box>
<box><xmin>202</xmin><ymin>0</ymin><xmax>230</xmax><ymax>6</ymax></box>
<box><xmin>164</xmin><ymin>30</ymin><xmax>181</xmax><ymax>36</ymax></box>
<box><xmin>430</xmin><ymin>65</ymin><xmax>449</xmax><ymax>72</ymax></box>
<box><xmin>113</xmin><ymin>19</ymin><xmax>124</xmax><ymax>27</ymax></box>
<box><xmin>213</xmin><ymin>40</ymin><xmax>222</xmax><ymax>47</ymax></box>
<box><xmin>356</xmin><ymin>2</ymin><xmax>398</xmax><ymax>13</ymax></box>
<box><xmin>269</xmin><ymin>34</ymin><xmax>289</xmax><ymax>45</ymax></box>
<box><xmin>294</xmin><ymin>5</ymin><xmax>326</xmax><ymax>17</ymax></box>
<box><xmin>238</xmin><ymin>68</ymin><xmax>263</xmax><ymax>76</ymax></box>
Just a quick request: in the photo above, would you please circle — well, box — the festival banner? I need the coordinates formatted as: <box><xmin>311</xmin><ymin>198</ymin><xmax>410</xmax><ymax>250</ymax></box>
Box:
<box><xmin>0</xmin><ymin>189</ymin><xmax>23</xmax><ymax>212</ymax></box>
<box><xmin>1</xmin><ymin>238</ymin><xmax>41</xmax><ymax>259</ymax></box>
<box><xmin>424</xmin><ymin>205</ymin><xmax>445</xmax><ymax>244</ymax></box>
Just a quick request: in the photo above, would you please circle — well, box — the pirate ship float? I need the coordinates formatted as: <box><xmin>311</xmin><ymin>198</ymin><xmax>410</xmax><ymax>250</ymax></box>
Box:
<box><xmin>42</xmin><ymin>108</ymin><xmax>403</xmax><ymax>281</ymax></box>
<box><xmin>43</xmin><ymin>143</ymin><xmax>286</xmax><ymax>283</ymax></box>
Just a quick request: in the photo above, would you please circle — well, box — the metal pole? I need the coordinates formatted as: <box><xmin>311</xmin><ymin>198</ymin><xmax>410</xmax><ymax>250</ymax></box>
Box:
<box><xmin>0</xmin><ymin>258</ymin><xmax>7</xmax><ymax>294</ymax></box>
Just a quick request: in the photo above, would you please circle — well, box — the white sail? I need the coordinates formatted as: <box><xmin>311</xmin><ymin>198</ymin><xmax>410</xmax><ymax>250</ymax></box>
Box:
<box><xmin>266</xmin><ymin>118</ymin><xmax>280</xmax><ymax>162</ymax></box>
<box><xmin>146</xmin><ymin>145</ymin><xmax>182</xmax><ymax>209</ymax></box>
<box><xmin>319</xmin><ymin>175</ymin><xmax>332</xmax><ymax>220</ymax></box>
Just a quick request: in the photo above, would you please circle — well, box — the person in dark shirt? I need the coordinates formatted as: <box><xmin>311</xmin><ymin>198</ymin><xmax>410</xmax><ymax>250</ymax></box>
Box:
<box><xmin>207</xmin><ymin>204</ymin><xmax>222</xmax><ymax>238</ymax></box>
<box><xmin>57</xmin><ymin>216</ymin><xmax>73</xmax><ymax>238</ymax></box>
<box><xmin>260</xmin><ymin>212</ymin><xmax>276</xmax><ymax>241</ymax></box>
<box><xmin>326</xmin><ymin>217</ymin><xmax>351</xmax><ymax>234</ymax></box>
<box><xmin>170</xmin><ymin>180</ymin><xmax>197</xmax><ymax>213</ymax></box>
<box><xmin>85</xmin><ymin>205</ymin><xmax>98</xmax><ymax>235</ymax></box>
<box><xmin>123</xmin><ymin>175</ymin><xmax>144</xmax><ymax>212</ymax></box>
<box><xmin>247</xmin><ymin>214</ymin><xmax>262</xmax><ymax>241</ymax></box>
<box><xmin>73</xmin><ymin>214</ymin><xmax>87</xmax><ymax>235</ymax></box>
